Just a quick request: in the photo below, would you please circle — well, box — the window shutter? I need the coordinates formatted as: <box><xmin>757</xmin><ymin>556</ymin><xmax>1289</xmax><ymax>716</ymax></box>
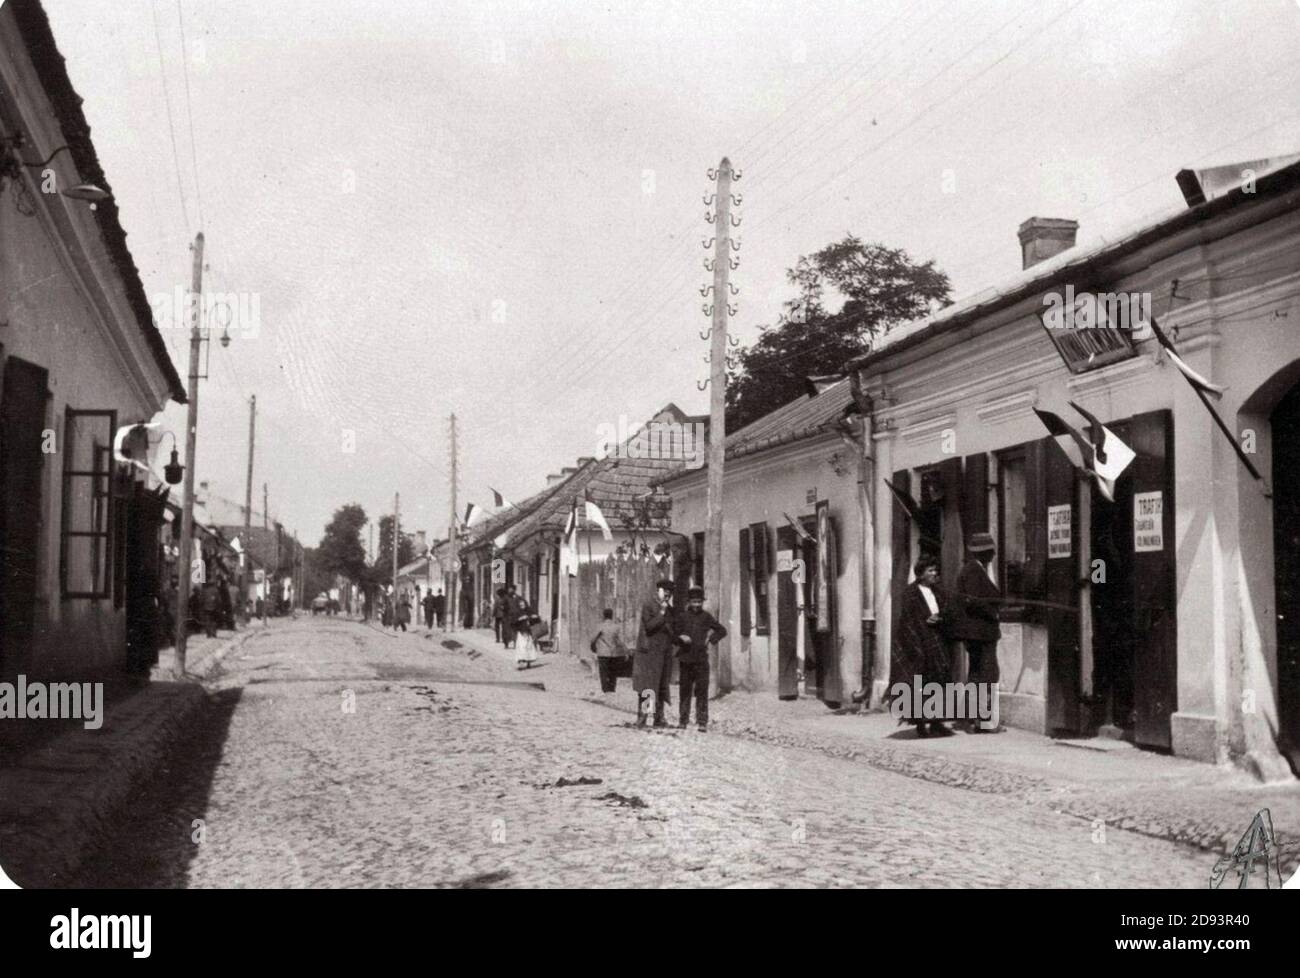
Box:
<box><xmin>739</xmin><ymin>526</ymin><xmax>751</xmax><ymax>636</ymax></box>
<box><xmin>890</xmin><ymin>468</ymin><xmax>912</xmax><ymax>664</ymax></box>
<box><xmin>962</xmin><ymin>451</ymin><xmax>989</xmax><ymax>539</ymax></box>
<box><xmin>1023</xmin><ymin>438</ymin><xmax>1049</xmax><ymax>596</ymax></box>
<box><xmin>750</xmin><ymin>521</ymin><xmax>770</xmax><ymax>633</ymax></box>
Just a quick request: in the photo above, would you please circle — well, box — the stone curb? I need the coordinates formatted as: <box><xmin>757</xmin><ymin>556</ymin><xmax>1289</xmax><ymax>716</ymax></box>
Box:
<box><xmin>0</xmin><ymin>681</ymin><xmax>208</xmax><ymax>887</ymax></box>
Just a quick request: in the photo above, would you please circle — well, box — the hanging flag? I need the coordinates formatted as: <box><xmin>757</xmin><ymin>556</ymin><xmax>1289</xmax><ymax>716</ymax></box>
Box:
<box><xmin>1148</xmin><ymin>317</ymin><xmax>1226</xmax><ymax>396</ymax></box>
<box><xmin>1034</xmin><ymin>407</ymin><xmax>1121</xmax><ymax>502</ymax></box>
<box><xmin>464</xmin><ymin>502</ymin><xmax>486</xmax><ymax>527</ymax></box>
<box><xmin>783</xmin><ymin>511</ymin><xmax>815</xmax><ymax>544</ymax></box>
<box><xmin>490</xmin><ymin>487</ymin><xmax>514</xmax><ymax>510</ymax></box>
<box><xmin>584</xmin><ymin>490</ymin><xmax>614</xmax><ymax>541</ymax></box>
<box><xmin>1148</xmin><ymin>316</ymin><xmax>1261</xmax><ymax>481</ymax></box>
<box><xmin>881</xmin><ymin>479</ymin><xmax>923</xmax><ymax>526</ymax></box>
<box><xmin>1068</xmin><ymin>401</ymin><xmax>1135</xmax><ymax>487</ymax></box>
<box><xmin>561</xmin><ymin>497</ymin><xmax>580</xmax><ymax>575</ymax></box>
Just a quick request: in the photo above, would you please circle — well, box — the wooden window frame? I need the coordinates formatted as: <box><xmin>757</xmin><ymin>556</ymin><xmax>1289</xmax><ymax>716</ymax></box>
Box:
<box><xmin>60</xmin><ymin>408</ymin><xmax>117</xmax><ymax>600</ymax></box>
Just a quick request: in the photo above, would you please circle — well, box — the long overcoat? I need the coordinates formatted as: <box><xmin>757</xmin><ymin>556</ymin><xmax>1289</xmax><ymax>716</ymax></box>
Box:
<box><xmin>633</xmin><ymin>596</ymin><xmax>676</xmax><ymax>701</ymax></box>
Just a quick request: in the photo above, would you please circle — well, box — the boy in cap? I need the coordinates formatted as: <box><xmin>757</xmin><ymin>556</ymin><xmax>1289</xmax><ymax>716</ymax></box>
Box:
<box><xmin>675</xmin><ymin>586</ymin><xmax>727</xmax><ymax>731</ymax></box>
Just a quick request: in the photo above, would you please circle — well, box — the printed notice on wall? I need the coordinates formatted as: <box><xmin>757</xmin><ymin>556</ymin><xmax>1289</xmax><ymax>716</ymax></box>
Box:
<box><xmin>1134</xmin><ymin>491</ymin><xmax>1163</xmax><ymax>552</ymax></box>
<box><xmin>776</xmin><ymin>550</ymin><xmax>794</xmax><ymax>572</ymax></box>
<box><xmin>1047</xmin><ymin>504</ymin><xmax>1072</xmax><ymax>559</ymax></box>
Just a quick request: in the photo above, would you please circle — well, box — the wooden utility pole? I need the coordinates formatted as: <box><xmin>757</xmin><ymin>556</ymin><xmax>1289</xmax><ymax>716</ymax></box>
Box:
<box><xmin>173</xmin><ymin>231</ymin><xmax>205</xmax><ymax>678</ymax></box>
<box><xmin>447</xmin><ymin>413</ymin><xmax>459</xmax><ymax>632</ymax></box>
<box><xmin>241</xmin><ymin>394</ymin><xmax>255</xmax><ymax>621</ymax></box>
<box><xmin>262</xmin><ymin>483</ymin><xmax>269</xmax><ymax>625</ymax></box>
<box><xmin>704</xmin><ymin>159</ymin><xmax>733</xmax><ymax>617</ymax></box>
<box><xmin>392</xmin><ymin>492</ymin><xmax>400</xmax><ymax>623</ymax></box>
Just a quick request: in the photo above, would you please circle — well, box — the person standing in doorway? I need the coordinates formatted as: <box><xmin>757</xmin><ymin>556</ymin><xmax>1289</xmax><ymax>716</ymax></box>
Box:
<box><xmin>634</xmin><ymin>579</ymin><xmax>677</xmax><ymax>728</ymax></box>
<box><xmin>889</xmin><ymin>556</ymin><xmax>954</xmax><ymax>738</ymax></box>
<box><xmin>951</xmin><ymin>532</ymin><xmax>1002</xmax><ymax>732</ymax></box>
<box><xmin>675</xmin><ymin>586</ymin><xmax>726</xmax><ymax>731</ymax></box>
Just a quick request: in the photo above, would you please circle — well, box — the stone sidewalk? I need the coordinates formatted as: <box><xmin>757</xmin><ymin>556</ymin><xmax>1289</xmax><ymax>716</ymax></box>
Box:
<box><xmin>445</xmin><ymin>626</ymin><xmax>1300</xmax><ymax>863</ymax></box>
<box><xmin>0</xmin><ymin>619</ymin><xmax>274</xmax><ymax>887</ymax></box>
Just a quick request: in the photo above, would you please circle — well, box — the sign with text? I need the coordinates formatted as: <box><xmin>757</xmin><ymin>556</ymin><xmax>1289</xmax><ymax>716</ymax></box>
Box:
<box><xmin>776</xmin><ymin>549</ymin><xmax>794</xmax><ymax>573</ymax></box>
<box><xmin>1134</xmin><ymin>491</ymin><xmax>1163</xmax><ymax>552</ymax></box>
<box><xmin>1047</xmin><ymin>504</ymin><xmax>1072</xmax><ymax>559</ymax></box>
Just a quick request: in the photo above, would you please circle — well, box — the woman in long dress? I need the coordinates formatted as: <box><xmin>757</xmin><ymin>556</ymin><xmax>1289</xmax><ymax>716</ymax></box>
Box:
<box><xmin>515</xmin><ymin>599</ymin><xmax>539</xmax><ymax>669</ymax></box>
<box><xmin>888</xmin><ymin>556</ymin><xmax>954</xmax><ymax>738</ymax></box>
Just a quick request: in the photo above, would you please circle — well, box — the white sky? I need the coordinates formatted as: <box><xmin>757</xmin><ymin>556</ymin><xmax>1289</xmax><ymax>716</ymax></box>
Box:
<box><xmin>40</xmin><ymin>0</ymin><xmax>1300</xmax><ymax>548</ymax></box>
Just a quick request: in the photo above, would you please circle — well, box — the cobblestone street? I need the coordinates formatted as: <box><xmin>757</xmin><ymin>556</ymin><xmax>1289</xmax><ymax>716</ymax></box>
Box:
<box><xmin>64</xmin><ymin>618</ymin><xmax>1229</xmax><ymax>888</ymax></box>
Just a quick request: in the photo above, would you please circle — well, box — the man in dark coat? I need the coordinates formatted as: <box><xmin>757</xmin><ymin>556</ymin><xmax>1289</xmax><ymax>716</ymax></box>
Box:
<box><xmin>949</xmin><ymin>532</ymin><xmax>1002</xmax><ymax>732</ymax></box>
<box><xmin>492</xmin><ymin>588</ymin><xmax>506</xmax><ymax>643</ymax></box>
<box><xmin>675</xmin><ymin>586</ymin><xmax>727</xmax><ymax>731</ymax></box>
<box><xmin>889</xmin><ymin>555</ymin><xmax>954</xmax><ymax>737</ymax></box>
<box><xmin>634</xmin><ymin>578</ymin><xmax>678</xmax><ymax>727</ymax></box>
<box><xmin>422</xmin><ymin>590</ymin><xmax>436</xmax><ymax>629</ymax></box>
<box><xmin>501</xmin><ymin>584</ymin><xmax>525</xmax><ymax>648</ymax></box>
<box><xmin>432</xmin><ymin>588</ymin><xmax>446</xmax><ymax>628</ymax></box>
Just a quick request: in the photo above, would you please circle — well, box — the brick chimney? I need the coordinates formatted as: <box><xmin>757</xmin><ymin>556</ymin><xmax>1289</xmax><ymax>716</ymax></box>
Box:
<box><xmin>1017</xmin><ymin>217</ymin><xmax>1078</xmax><ymax>269</ymax></box>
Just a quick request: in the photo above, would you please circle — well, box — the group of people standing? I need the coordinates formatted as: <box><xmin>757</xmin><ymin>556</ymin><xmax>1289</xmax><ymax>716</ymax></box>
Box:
<box><xmin>590</xmin><ymin>579</ymin><xmax>726</xmax><ymax>732</ymax></box>
<box><xmin>886</xmin><ymin>531</ymin><xmax>1003</xmax><ymax>737</ymax></box>
<box><xmin>492</xmin><ymin>584</ymin><xmax>542</xmax><ymax>669</ymax></box>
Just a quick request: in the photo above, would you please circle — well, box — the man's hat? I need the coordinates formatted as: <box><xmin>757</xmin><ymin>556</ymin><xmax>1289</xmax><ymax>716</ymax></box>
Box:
<box><xmin>655</xmin><ymin>578</ymin><xmax>676</xmax><ymax>591</ymax></box>
<box><xmin>687</xmin><ymin>586</ymin><xmax>704</xmax><ymax>600</ymax></box>
<box><xmin>967</xmin><ymin>531</ymin><xmax>996</xmax><ymax>553</ymax></box>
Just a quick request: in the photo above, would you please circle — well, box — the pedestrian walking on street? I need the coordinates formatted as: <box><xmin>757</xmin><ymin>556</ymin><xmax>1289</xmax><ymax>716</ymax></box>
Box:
<box><xmin>200</xmin><ymin>581</ymin><xmax>220</xmax><ymax>638</ymax></box>
<box><xmin>433</xmin><ymin>588</ymin><xmax>446</xmax><ymax>628</ymax></box>
<box><xmin>590</xmin><ymin>608</ymin><xmax>631</xmax><ymax>693</ymax></box>
<box><xmin>674</xmin><ymin>586</ymin><xmax>726</xmax><ymax>731</ymax></box>
<box><xmin>422</xmin><ymin>590</ymin><xmax>436</xmax><ymax>629</ymax></box>
<box><xmin>634</xmin><ymin>578</ymin><xmax>677</xmax><ymax>727</ymax></box>
<box><xmin>888</xmin><ymin>556</ymin><xmax>955</xmax><ymax>738</ymax></box>
<box><xmin>501</xmin><ymin>584</ymin><xmax>524</xmax><ymax>649</ymax></box>
<box><xmin>950</xmin><ymin>533</ymin><xmax>1003</xmax><ymax>733</ymax></box>
<box><xmin>396</xmin><ymin>593</ymin><xmax>412</xmax><ymax>632</ymax></box>
<box><xmin>492</xmin><ymin>588</ymin><xmax>506</xmax><ymax>643</ymax></box>
<box><xmin>513</xmin><ymin>595</ymin><xmax>539</xmax><ymax>669</ymax></box>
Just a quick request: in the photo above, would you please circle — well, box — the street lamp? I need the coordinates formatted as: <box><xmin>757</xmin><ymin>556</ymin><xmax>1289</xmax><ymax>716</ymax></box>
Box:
<box><xmin>0</xmin><ymin>134</ymin><xmax>112</xmax><ymax>212</ymax></box>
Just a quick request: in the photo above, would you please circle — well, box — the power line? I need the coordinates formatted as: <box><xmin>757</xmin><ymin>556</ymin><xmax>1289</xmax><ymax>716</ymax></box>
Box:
<box><xmin>149</xmin><ymin>0</ymin><xmax>191</xmax><ymax>234</ymax></box>
<box><xmin>174</xmin><ymin>0</ymin><xmax>207</xmax><ymax>230</ymax></box>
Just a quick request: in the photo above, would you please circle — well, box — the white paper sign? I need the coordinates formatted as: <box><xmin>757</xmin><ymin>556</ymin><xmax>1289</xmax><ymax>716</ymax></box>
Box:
<box><xmin>1047</xmin><ymin>504</ymin><xmax>1072</xmax><ymax>559</ymax></box>
<box><xmin>1134</xmin><ymin>491</ymin><xmax>1163</xmax><ymax>552</ymax></box>
<box><xmin>776</xmin><ymin>549</ymin><xmax>794</xmax><ymax>572</ymax></box>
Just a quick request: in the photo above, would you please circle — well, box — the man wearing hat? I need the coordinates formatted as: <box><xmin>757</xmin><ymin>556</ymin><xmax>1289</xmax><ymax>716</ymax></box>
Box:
<box><xmin>634</xmin><ymin>578</ymin><xmax>679</xmax><ymax>727</ymax></box>
<box><xmin>675</xmin><ymin>586</ymin><xmax>727</xmax><ymax>731</ymax></box>
<box><xmin>950</xmin><ymin>531</ymin><xmax>1003</xmax><ymax>732</ymax></box>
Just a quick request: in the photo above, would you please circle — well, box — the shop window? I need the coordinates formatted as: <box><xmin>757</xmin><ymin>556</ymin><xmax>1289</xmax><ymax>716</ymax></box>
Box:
<box><xmin>997</xmin><ymin>449</ymin><xmax>1028</xmax><ymax>597</ymax></box>
<box><xmin>61</xmin><ymin>409</ymin><xmax>117</xmax><ymax>599</ymax></box>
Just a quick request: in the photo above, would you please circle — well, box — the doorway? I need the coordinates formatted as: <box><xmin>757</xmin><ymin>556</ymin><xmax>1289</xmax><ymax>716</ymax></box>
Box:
<box><xmin>1271</xmin><ymin>382</ymin><xmax>1300</xmax><ymax>771</ymax></box>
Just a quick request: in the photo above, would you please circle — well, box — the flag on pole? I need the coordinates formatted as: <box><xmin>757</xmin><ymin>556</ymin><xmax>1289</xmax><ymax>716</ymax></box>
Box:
<box><xmin>490</xmin><ymin>488</ymin><xmax>513</xmax><ymax>510</ymax></box>
<box><xmin>1148</xmin><ymin>316</ymin><xmax>1261</xmax><ymax>481</ymax></box>
<box><xmin>1068</xmin><ymin>400</ymin><xmax>1135</xmax><ymax>489</ymax></box>
<box><xmin>584</xmin><ymin>490</ymin><xmax>613</xmax><ymax>541</ymax></box>
<box><xmin>1034</xmin><ymin>407</ymin><xmax>1129</xmax><ymax>502</ymax></box>
<box><xmin>882</xmin><ymin>479</ymin><xmax>923</xmax><ymax>526</ymax></box>
<box><xmin>464</xmin><ymin>502</ymin><xmax>486</xmax><ymax>527</ymax></box>
<box><xmin>561</xmin><ymin>497</ymin><xmax>579</xmax><ymax>575</ymax></box>
<box><xmin>1148</xmin><ymin>317</ymin><xmax>1226</xmax><ymax>396</ymax></box>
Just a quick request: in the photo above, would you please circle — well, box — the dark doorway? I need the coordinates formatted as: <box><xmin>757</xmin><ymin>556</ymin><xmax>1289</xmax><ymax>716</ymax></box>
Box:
<box><xmin>1271</xmin><ymin>382</ymin><xmax>1300</xmax><ymax>772</ymax></box>
<box><xmin>1088</xmin><ymin>410</ymin><xmax>1176</xmax><ymax>749</ymax></box>
<box><xmin>0</xmin><ymin>356</ymin><xmax>50</xmax><ymax>679</ymax></box>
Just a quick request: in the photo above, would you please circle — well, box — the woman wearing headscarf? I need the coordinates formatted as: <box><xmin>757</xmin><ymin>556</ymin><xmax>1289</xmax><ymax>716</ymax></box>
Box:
<box><xmin>889</xmin><ymin>555</ymin><xmax>954</xmax><ymax>738</ymax></box>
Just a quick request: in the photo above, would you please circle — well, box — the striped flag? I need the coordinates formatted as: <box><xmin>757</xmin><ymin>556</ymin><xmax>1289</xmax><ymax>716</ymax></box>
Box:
<box><xmin>882</xmin><ymin>478</ymin><xmax>923</xmax><ymax>526</ymax></box>
<box><xmin>1068</xmin><ymin>401</ymin><xmax>1135</xmax><ymax>488</ymax></box>
<box><xmin>1149</xmin><ymin>317</ymin><xmax>1226</xmax><ymax>397</ymax></box>
<box><xmin>490</xmin><ymin>488</ymin><xmax>513</xmax><ymax>509</ymax></box>
<box><xmin>1034</xmin><ymin>407</ymin><xmax>1128</xmax><ymax>502</ymax></box>
<box><xmin>463</xmin><ymin>502</ymin><xmax>486</xmax><ymax>527</ymax></box>
<box><xmin>584</xmin><ymin>490</ymin><xmax>613</xmax><ymax>541</ymax></box>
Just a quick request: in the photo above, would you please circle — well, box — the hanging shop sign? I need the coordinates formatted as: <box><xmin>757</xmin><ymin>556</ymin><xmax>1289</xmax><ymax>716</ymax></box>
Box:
<box><xmin>1037</xmin><ymin>284</ymin><xmax>1144</xmax><ymax>374</ymax></box>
